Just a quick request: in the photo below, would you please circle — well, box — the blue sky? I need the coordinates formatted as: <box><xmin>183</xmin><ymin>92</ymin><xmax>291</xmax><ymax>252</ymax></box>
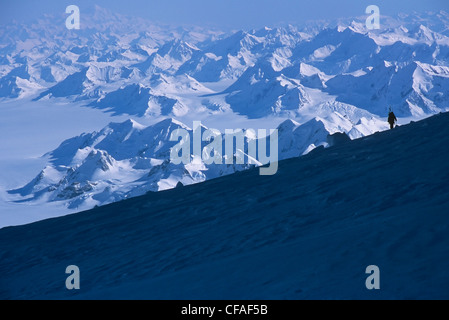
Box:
<box><xmin>1</xmin><ymin>0</ymin><xmax>447</xmax><ymax>29</ymax></box>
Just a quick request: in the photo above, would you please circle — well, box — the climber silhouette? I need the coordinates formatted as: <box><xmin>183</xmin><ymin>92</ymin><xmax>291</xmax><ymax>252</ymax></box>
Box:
<box><xmin>388</xmin><ymin>108</ymin><xmax>397</xmax><ymax>129</ymax></box>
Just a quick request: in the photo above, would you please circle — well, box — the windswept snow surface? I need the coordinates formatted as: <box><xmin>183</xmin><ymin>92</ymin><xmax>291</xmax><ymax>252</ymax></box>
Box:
<box><xmin>1</xmin><ymin>7</ymin><xmax>449</xmax><ymax>227</ymax></box>
<box><xmin>1</xmin><ymin>112</ymin><xmax>448</xmax><ymax>299</ymax></box>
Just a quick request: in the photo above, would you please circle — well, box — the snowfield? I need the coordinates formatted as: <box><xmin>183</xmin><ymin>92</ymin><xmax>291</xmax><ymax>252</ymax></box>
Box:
<box><xmin>1</xmin><ymin>112</ymin><xmax>448</xmax><ymax>299</ymax></box>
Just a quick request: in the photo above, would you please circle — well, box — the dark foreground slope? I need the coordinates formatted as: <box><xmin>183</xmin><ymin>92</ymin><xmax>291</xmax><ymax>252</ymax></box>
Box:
<box><xmin>1</xmin><ymin>113</ymin><xmax>449</xmax><ymax>299</ymax></box>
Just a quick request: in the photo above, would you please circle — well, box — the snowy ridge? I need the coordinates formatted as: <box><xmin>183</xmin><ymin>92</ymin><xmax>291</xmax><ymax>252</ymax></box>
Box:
<box><xmin>1</xmin><ymin>7</ymin><xmax>449</xmax><ymax>221</ymax></box>
<box><xmin>9</xmin><ymin>110</ymin><xmax>389</xmax><ymax>209</ymax></box>
<box><xmin>1</xmin><ymin>112</ymin><xmax>449</xmax><ymax>299</ymax></box>
<box><xmin>9</xmin><ymin>118</ymin><xmax>251</xmax><ymax>208</ymax></box>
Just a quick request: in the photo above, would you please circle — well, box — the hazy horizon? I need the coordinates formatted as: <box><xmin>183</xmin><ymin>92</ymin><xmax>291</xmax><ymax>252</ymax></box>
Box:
<box><xmin>1</xmin><ymin>0</ymin><xmax>447</xmax><ymax>30</ymax></box>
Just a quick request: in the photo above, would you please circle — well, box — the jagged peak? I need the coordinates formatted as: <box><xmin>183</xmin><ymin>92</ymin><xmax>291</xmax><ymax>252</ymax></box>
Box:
<box><xmin>277</xmin><ymin>119</ymin><xmax>300</xmax><ymax>133</ymax></box>
<box><xmin>101</xmin><ymin>118</ymin><xmax>145</xmax><ymax>136</ymax></box>
<box><xmin>148</xmin><ymin>117</ymin><xmax>191</xmax><ymax>131</ymax></box>
<box><xmin>156</xmin><ymin>39</ymin><xmax>200</xmax><ymax>59</ymax></box>
<box><xmin>414</xmin><ymin>61</ymin><xmax>449</xmax><ymax>77</ymax></box>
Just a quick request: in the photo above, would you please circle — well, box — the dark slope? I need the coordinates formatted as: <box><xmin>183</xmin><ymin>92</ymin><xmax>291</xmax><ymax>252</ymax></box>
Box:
<box><xmin>1</xmin><ymin>113</ymin><xmax>449</xmax><ymax>299</ymax></box>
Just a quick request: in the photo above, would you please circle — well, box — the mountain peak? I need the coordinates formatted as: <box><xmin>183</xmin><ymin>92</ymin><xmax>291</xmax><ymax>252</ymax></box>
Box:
<box><xmin>149</xmin><ymin>117</ymin><xmax>191</xmax><ymax>131</ymax></box>
<box><xmin>125</xmin><ymin>118</ymin><xmax>146</xmax><ymax>130</ymax></box>
<box><xmin>277</xmin><ymin>119</ymin><xmax>300</xmax><ymax>133</ymax></box>
<box><xmin>102</xmin><ymin>118</ymin><xmax>145</xmax><ymax>138</ymax></box>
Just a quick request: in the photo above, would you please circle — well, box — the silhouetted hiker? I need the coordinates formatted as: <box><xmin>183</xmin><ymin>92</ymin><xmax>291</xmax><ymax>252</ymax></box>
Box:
<box><xmin>388</xmin><ymin>108</ymin><xmax>397</xmax><ymax>129</ymax></box>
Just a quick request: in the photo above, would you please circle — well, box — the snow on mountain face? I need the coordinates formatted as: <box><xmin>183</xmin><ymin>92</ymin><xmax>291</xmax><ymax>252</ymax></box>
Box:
<box><xmin>9</xmin><ymin>112</ymin><xmax>387</xmax><ymax>209</ymax></box>
<box><xmin>34</xmin><ymin>67</ymin><xmax>92</xmax><ymax>100</ymax></box>
<box><xmin>276</xmin><ymin>110</ymin><xmax>387</xmax><ymax>159</ymax></box>
<box><xmin>87</xmin><ymin>84</ymin><xmax>189</xmax><ymax>117</ymax></box>
<box><xmin>325</xmin><ymin>60</ymin><xmax>449</xmax><ymax>117</ymax></box>
<box><xmin>288</xmin><ymin>26</ymin><xmax>382</xmax><ymax>75</ymax></box>
<box><xmin>135</xmin><ymin>40</ymin><xmax>200</xmax><ymax>75</ymax></box>
<box><xmin>222</xmin><ymin>59</ymin><xmax>313</xmax><ymax>118</ymax></box>
<box><xmin>9</xmin><ymin>118</ymin><xmax>261</xmax><ymax>208</ymax></box>
<box><xmin>227</xmin><ymin>74</ymin><xmax>311</xmax><ymax>118</ymax></box>
<box><xmin>2</xmin><ymin>8</ymin><xmax>449</xmax><ymax>218</ymax></box>
<box><xmin>176</xmin><ymin>31</ymin><xmax>260</xmax><ymax>82</ymax></box>
<box><xmin>176</xmin><ymin>27</ymin><xmax>307</xmax><ymax>82</ymax></box>
<box><xmin>86</xmin><ymin>72</ymin><xmax>215</xmax><ymax>117</ymax></box>
<box><xmin>282</xmin><ymin>63</ymin><xmax>330</xmax><ymax>89</ymax></box>
<box><xmin>0</xmin><ymin>63</ymin><xmax>45</xmax><ymax>98</ymax></box>
<box><xmin>2</xmin><ymin>8</ymin><xmax>449</xmax><ymax>119</ymax></box>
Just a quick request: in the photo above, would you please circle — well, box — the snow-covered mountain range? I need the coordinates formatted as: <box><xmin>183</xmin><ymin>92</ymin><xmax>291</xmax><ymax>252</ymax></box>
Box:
<box><xmin>1</xmin><ymin>6</ymin><xmax>449</xmax><ymax>218</ymax></box>
<box><xmin>8</xmin><ymin>112</ymin><xmax>385</xmax><ymax>209</ymax></box>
